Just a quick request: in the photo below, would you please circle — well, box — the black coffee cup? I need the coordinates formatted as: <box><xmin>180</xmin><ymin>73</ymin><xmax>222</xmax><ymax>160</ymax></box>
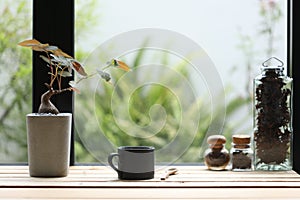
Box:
<box><xmin>108</xmin><ymin>146</ymin><xmax>155</xmax><ymax>180</ymax></box>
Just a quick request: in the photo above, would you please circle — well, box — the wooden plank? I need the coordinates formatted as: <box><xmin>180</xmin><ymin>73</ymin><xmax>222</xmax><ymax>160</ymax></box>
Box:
<box><xmin>0</xmin><ymin>188</ymin><xmax>300</xmax><ymax>199</ymax></box>
<box><xmin>0</xmin><ymin>166</ymin><xmax>300</xmax><ymax>188</ymax></box>
<box><xmin>1</xmin><ymin>179</ymin><xmax>300</xmax><ymax>188</ymax></box>
<box><xmin>1</xmin><ymin>173</ymin><xmax>300</xmax><ymax>181</ymax></box>
<box><xmin>1</xmin><ymin>166</ymin><xmax>300</xmax><ymax>199</ymax></box>
<box><xmin>1</xmin><ymin>172</ymin><xmax>300</xmax><ymax>179</ymax></box>
<box><xmin>0</xmin><ymin>165</ymin><xmax>299</xmax><ymax>174</ymax></box>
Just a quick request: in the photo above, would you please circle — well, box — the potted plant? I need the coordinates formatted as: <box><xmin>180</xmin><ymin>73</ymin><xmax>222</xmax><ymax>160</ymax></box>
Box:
<box><xmin>18</xmin><ymin>39</ymin><xmax>130</xmax><ymax>177</ymax></box>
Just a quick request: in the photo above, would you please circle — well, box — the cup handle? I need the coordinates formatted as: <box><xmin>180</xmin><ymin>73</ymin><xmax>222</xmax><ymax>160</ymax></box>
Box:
<box><xmin>108</xmin><ymin>153</ymin><xmax>119</xmax><ymax>172</ymax></box>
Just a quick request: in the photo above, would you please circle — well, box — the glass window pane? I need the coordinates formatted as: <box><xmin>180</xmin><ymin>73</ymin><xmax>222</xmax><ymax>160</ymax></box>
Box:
<box><xmin>0</xmin><ymin>0</ymin><xmax>32</xmax><ymax>163</ymax></box>
<box><xmin>75</xmin><ymin>0</ymin><xmax>287</xmax><ymax>164</ymax></box>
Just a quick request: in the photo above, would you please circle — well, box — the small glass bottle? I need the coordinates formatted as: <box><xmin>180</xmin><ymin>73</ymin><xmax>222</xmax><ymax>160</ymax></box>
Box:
<box><xmin>231</xmin><ymin>135</ymin><xmax>253</xmax><ymax>171</ymax></box>
<box><xmin>253</xmin><ymin>57</ymin><xmax>293</xmax><ymax>171</ymax></box>
<box><xmin>204</xmin><ymin>135</ymin><xmax>230</xmax><ymax>170</ymax></box>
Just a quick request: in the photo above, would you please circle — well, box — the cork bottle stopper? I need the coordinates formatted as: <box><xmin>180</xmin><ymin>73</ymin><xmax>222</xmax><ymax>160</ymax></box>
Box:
<box><xmin>207</xmin><ymin>135</ymin><xmax>226</xmax><ymax>149</ymax></box>
<box><xmin>232</xmin><ymin>135</ymin><xmax>251</xmax><ymax>144</ymax></box>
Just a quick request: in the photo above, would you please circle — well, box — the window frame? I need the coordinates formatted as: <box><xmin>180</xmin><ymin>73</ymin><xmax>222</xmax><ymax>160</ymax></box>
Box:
<box><xmin>290</xmin><ymin>0</ymin><xmax>300</xmax><ymax>173</ymax></box>
<box><xmin>32</xmin><ymin>0</ymin><xmax>75</xmax><ymax>164</ymax></box>
<box><xmin>32</xmin><ymin>0</ymin><xmax>299</xmax><ymax>172</ymax></box>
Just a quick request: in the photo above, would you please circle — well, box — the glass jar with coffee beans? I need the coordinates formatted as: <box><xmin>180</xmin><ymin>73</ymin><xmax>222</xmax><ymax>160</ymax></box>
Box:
<box><xmin>230</xmin><ymin>135</ymin><xmax>253</xmax><ymax>171</ymax></box>
<box><xmin>253</xmin><ymin>57</ymin><xmax>293</xmax><ymax>171</ymax></box>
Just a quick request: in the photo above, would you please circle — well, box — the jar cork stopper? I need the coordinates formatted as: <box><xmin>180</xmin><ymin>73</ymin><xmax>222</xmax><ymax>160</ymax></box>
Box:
<box><xmin>232</xmin><ymin>135</ymin><xmax>251</xmax><ymax>144</ymax></box>
<box><xmin>207</xmin><ymin>135</ymin><xmax>226</xmax><ymax>149</ymax></box>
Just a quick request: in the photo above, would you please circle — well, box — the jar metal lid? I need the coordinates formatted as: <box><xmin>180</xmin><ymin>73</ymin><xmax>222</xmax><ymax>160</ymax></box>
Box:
<box><xmin>261</xmin><ymin>57</ymin><xmax>284</xmax><ymax>71</ymax></box>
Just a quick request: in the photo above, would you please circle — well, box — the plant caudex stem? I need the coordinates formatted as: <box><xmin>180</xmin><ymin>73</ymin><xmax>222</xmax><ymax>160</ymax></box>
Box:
<box><xmin>38</xmin><ymin>83</ymin><xmax>72</xmax><ymax>114</ymax></box>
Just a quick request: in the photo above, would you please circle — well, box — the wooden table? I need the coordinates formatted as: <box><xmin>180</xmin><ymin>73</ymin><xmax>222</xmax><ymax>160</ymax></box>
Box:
<box><xmin>1</xmin><ymin>165</ymin><xmax>300</xmax><ymax>199</ymax></box>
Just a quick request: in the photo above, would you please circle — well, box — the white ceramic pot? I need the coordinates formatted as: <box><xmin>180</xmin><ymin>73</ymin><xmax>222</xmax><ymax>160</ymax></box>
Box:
<box><xmin>26</xmin><ymin>113</ymin><xmax>72</xmax><ymax>177</ymax></box>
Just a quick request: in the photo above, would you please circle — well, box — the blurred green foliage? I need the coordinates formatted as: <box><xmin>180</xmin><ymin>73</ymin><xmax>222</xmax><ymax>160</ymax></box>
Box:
<box><xmin>0</xmin><ymin>0</ymin><xmax>100</xmax><ymax>162</ymax></box>
<box><xmin>0</xmin><ymin>0</ymin><xmax>282</xmax><ymax>164</ymax></box>
<box><xmin>74</xmin><ymin>47</ymin><xmax>251</xmax><ymax>163</ymax></box>
<box><xmin>0</xmin><ymin>0</ymin><xmax>32</xmax><ymax>162</ymax></box>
